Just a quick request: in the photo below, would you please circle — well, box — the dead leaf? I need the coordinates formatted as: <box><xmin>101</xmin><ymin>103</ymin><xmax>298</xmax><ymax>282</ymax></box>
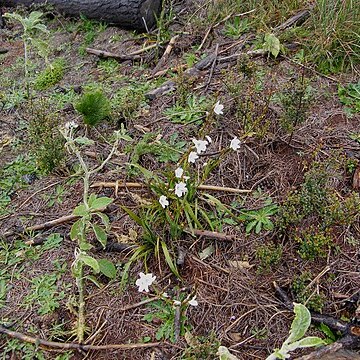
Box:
<box><xmin>228</xmin><ymin>260</ymin><xmax>253</xmax><ymax>269</ymax></box>
<box><xmin>352</xmin><ymin>167</ymin><xmax>360</xmax><ymax>190</ymax></box>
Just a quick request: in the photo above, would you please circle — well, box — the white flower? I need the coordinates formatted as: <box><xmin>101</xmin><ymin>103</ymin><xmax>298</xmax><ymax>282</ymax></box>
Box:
<box><xmin>230</xmin><ymin>137</ymin><xmax>241</xmax><ymax>151</ymax></box>
<box><xmin>175</xmin><ymin>182</ymin><xmax>188</xmax><ymax>197</ymax></box>
<box><xmin>173</xmin><ymin>300</ymin><xmax>181</xmax><ymax>306</ymax></box>
<box><xmin>162</xmin><ymin>292</ymin><xmax>169</xmax><ymax>298</ymax></box>
<box><xmin>175</xmin><ymin>167</ymin><xmax>184</xmax><ymax>178</ymax></box>
<box><xmin>159</xmin><ymin>195</ymin><xmax>169</xmax><ymax>209</ymax></box>
<box><xmin>188</xmin><ymin>151</ymin><xmax>199</xmax><ymax>164</ymax></box>
<box><xmin>214</xmin><ymin>101</ymin><xmax>224</xmax><ymax>115</ymax></box>
<box><xmin>135</xmin><ymin>272</ymin><xmax>156</xmax><ymax>292</ymax></box>
<box><xmin>192</xmin><ymin>138</ymin><xmax>208</xmax><ymax>154</ymax></box>
<box><xmin>205</xmin><ymin>135</ymin><xmax>212</xmax><ymax>143</ymax></box>
<box><xmin>65</xmin><ymin>121</ymin><xmax>78</xmax><ymax>129</ymax></box>
<box><xmin>188</xmin><ymin>296</ymin><xmax>198</xmax><ymax>307</ymax></box>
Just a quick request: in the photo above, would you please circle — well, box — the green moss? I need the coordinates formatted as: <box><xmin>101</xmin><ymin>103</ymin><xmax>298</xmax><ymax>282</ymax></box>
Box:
<box><xmin>34</xmin><ymin>58</ymin><xmax>66</xmax><ymax>90</ymax></box>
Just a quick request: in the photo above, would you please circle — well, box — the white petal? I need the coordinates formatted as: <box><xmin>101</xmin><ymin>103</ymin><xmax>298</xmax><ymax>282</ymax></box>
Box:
<box><xmin>135</xmin><ymin>272</ymin><xmax>156</xmax><ymax>292</ymax></box>
<box><xmin>192</xmin><ymin>139</ymin><xmax>208</xmax><ymax>154</ymax></box>
<box><xmin>189</xmin><ymin>296</ymin><xmax>198</xmax><ymax>307</ymax></box>
<box><xmin>188</xmin><ymin>151</ymin><xmax>199</xmax><ymax>164</ymax></box>
<box><xmin>175</xmin><ymin>182</ymin><xmax>188</xmax><ymax>197</ymax></box>
<box><xmin>173</xmin><ymin>300</ymin><xmax>181</xmax><ymax>306</ymax></box>
<box><xmin>214</xmin><ymin>101</ymin><xmax>224</xmax><ymax>115</ymax></box>
<box><xmin>205</xmin><ymin>135</ymin><xmax>212</xmax><ymax>143</ymax></box>
<box><xmin>230</xmin><ymin>137</ymin><xmax>241</xmax><ymax>151</ymax></box>
<box><xmin>175</xmin><ymin>167</ymin><xmax>184</xmax><ymax>178</ymax></box>
<box><xmin>159</xmin><ymin>195</ymin><xmax>169</xmax><ymax>208</ymax></box>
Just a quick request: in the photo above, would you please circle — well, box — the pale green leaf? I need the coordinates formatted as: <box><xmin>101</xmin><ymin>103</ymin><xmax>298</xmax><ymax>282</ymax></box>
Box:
<box><xmin>90</xmin><ymin>196</ymin><xmax>113</xmax><ymax>210</ymax></box>
<box><xmin>199</xmin><ymin>245</ymin><xmax>214</xmax><ymax>260</ymax></box>
<box><xmin>286</xmin><ymin>303</ymin><xmax>311</xmax><ymax>344</ymax></box>
<box><xmin>78</xmin><ymin>254</ymin><xmax>100</xmax><ymax>273</ymax></box>
<box><xmin>264</xmin><ymin>33</ymin><xmax>281</xmax><ymax>58</ymax></box>
<box><xmin>98</xmin><ymin>258</ymin><xmax>117</xmax><ymax>279</ymax></box>
<box><xmin>73</xmin><ymin>204</ymin><xmax>88</xmax><ymax>216</ymax></box>
<box><xmin>92</xmin><ymin>224</ymin><xmax>107</xmax><ymax>248</ymax></box>
<box><xmin>74</xmin><ymin>136</ymin><xmax>94</xmax><ymax>146</ymax></box>
<box><xmin>70</xmin><ymin>219</ymin><xmax>84</xmax><ymax>241</ymax></box>
<box><xmin>217</xmin><ymin>346</ymin><xmax>240</xmax><ymax>360</ymax></box>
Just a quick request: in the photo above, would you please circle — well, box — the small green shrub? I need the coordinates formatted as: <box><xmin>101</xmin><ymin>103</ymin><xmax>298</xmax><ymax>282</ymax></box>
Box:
<box><xmin>35</xmin><ymin>58</ymin><xmax>66</xmax><ymax>90</ymax></box>
<box><xmin>278</xmin><ymin>74</ymin><xmax>313</xmax><ymax>133</ymax></box>
<box><xmin>256</xmin><ymin>243</ymin><xmax>282</xmax><ymax>271</ymax></box>
<box><xmin>295</xmin><ymin>227</ymin><xmax>333</xmax><ymax>260</ymax></box>
<box><xmin>338</xmin><ymin>81</ymin><xmax>360</xmax><ymax>115</ymax></box>
<box><xmin>75</xmin><ymin>89</ymin><xmax>111</xmax><ymax>126</ymax></box>
<box><xmin>292</xmin><ymin>272</ymin><xmax>326</xmax><ymax>312</ymax></box>
<box><xmin>28</xmin><ymin>99</ymin><xmax>65</xmax><ymax>173</ymax></box>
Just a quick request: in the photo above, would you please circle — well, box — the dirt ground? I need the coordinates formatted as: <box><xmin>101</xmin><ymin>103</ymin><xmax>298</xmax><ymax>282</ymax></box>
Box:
<box><xmin>1</xmin><ymin>1</ymin><xmax>360</xmax><ymax>359</ymax></box>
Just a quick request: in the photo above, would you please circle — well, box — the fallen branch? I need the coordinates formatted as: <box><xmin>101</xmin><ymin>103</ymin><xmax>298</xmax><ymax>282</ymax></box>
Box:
<box><xmin>273</xmin><ymin>9</ymin><xmax>311</xmax><ymax>32</ymax></box>
<box><xmin>0</xmin><ymin>325</ymin><xmax>160</xmax><ymax>351</ymax></box>
<box><xmin>86</xmin><ymin>48</ymin><xmax>141</xmax><ymax>62</ymax></box>
<box><xmin>151</xmin><ymin>35</ymin><xmax>179</xmax><ymax>76</ymax></box>
<box><xmin>185</xmin><ymin>228</ymin><xmax>236</xmax><ymax>241</ymax></box>
<box><xmin>91</xmin><ymin>180</ymin><xmax>251</xmax><ymax>194</ymax></box>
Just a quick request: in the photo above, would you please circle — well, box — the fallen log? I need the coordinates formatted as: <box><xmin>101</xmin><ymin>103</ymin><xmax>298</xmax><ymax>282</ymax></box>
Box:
<box><xmin>1</xmin><ymin>0</ymin><xmax>162</xmax><ymax>31</ymax></box>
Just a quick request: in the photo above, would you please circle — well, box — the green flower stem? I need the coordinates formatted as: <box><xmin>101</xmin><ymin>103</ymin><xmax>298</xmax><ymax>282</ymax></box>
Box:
<box><xmin>76</xmin><ymin>262</ymin><xmax>85</xmax><ymax>343</ymax></box>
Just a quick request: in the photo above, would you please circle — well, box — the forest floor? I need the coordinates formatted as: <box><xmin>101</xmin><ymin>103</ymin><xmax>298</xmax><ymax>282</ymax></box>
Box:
<box><xmin>1</xmin><ymin>1</ymin><xmax>360</xmax><ymax>359</ymax></box>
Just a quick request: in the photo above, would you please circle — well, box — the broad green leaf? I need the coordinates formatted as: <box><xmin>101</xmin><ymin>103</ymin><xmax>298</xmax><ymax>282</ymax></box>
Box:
<box><xmin>264</xmin><ymin>33</ymin><xmax>281</xmax><ymax>58</ymax></box>
<box><xmin>87</xmin><ymin>193</ymin><xmax>97</xmax><ymax>207</ymax></box>
<box><xmin>92</xmin><ymin>224</ymin><xmax>107</xmax><ymax>248</ymax></box>
<box><xmin>78</xmin><ymin>254</ymin><xmax>100</xmax><ymax>273</ymax></box>
<box><xmin>70</xmin><ymin>219</ymin><xmax>84</xmax><ymax>241</ymax></box>
<box><xmin>161</xmin><ymin>241</ymin><xmax>180</xmax><ymax>278</ymax></box>
<box><xmin>98</xmin><ymin>258</ymin><xmax>117</xmax><ymax>279</ymax></box>
<box><xmin>90</xmin><ymin>196</ymin><xmax>113</xmax><ymax>210</ymax></box>
<box><xmin>286</xmin><ymin>303</ymin><xmax>311</xmax><ymax>344</ymax></box>
<box><xmin>73</xmin><ymin>204</ymin><xmax>88</xmax><ymax>216</ymax></box>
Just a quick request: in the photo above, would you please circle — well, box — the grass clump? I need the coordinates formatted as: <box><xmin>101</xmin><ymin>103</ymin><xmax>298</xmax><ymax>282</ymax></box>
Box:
<box><xmin>34</xmin><ymin>58</ymin><xmax>66</xmax><ymax>90</ymax></box>
<box><xmin>28</xmin><ymin>99</ymin><xmax>65</xmax><ymax>173</ymax></box>
<box><xmin>308</xmin><ymin>0</ymin><xmax>360</xmax><ymax>73</ymax></box>
<box><xmin>75</xmin><ymin>89</ymin><xmax>111</xmax><ymax>126</ymax></box>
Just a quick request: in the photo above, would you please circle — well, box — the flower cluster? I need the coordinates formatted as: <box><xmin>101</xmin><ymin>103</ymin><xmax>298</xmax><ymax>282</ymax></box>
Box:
<box><xmin>159</xmin><ymin>101</ymin><xmax>241</xmax><ymax>207</ymax></box>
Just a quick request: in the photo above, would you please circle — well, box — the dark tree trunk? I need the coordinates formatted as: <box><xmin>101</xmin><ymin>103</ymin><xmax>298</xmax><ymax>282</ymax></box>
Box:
<box><xmin>1</xmin><ymin>0</ymin><xmax>162</xmax><ymax>31</ymax></box>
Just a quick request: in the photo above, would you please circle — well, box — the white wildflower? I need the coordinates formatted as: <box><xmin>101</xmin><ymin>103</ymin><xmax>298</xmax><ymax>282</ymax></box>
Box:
<box><xmin>230</xmin><ymin>137</ymin><xmax>241</xmax><ymax>151</ymax></box>
<box><xmin>175</xmin><ymin>182</ymin><xmax>188</xmax><ymax>197</ymax></box>
<box><xmin>175</xmin><ymin>167</ymin><xmax>184</xmax><ymax>179</ymax></box>
<box><xmin>162</xmin><ymin>292</ymin><xmax>169</xmax><ymax>298</ymax></box>
<box><xmin>65</xmin><ymin>121</ymin><xmax>78</xmax><ymax>130</ymax></box>
<box><xmin>188</xmin><ymin>296</ymin><xmax>198</xmax><ymax>307</ymax></box>
<box><xmin>135</xmin><ymin>272</ymin><xmax>156</xmax><ymax>292</ymax></box>
<box><xmin>214</xmin><ymin>101</ymin><xmax>224</xmax><ymax>115</ymax></box>
<box><xmin>173</xmin><ymin>300</ymin><xmax>181</xmax><ymax>306</ymax></box>
<box><xmin>159</xmin><ymin>195</ymin><xmax>169</xmax><ymax>209</ymax></box>
<box><xmin>192</xmin><ymin>138</ymin><xmax>208</xmax><ymax>154</ymax></box>
<box><xmin>188</xmin><ymin>151</ymin><xmax>199</xmax><ymax>164</ymax></box>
